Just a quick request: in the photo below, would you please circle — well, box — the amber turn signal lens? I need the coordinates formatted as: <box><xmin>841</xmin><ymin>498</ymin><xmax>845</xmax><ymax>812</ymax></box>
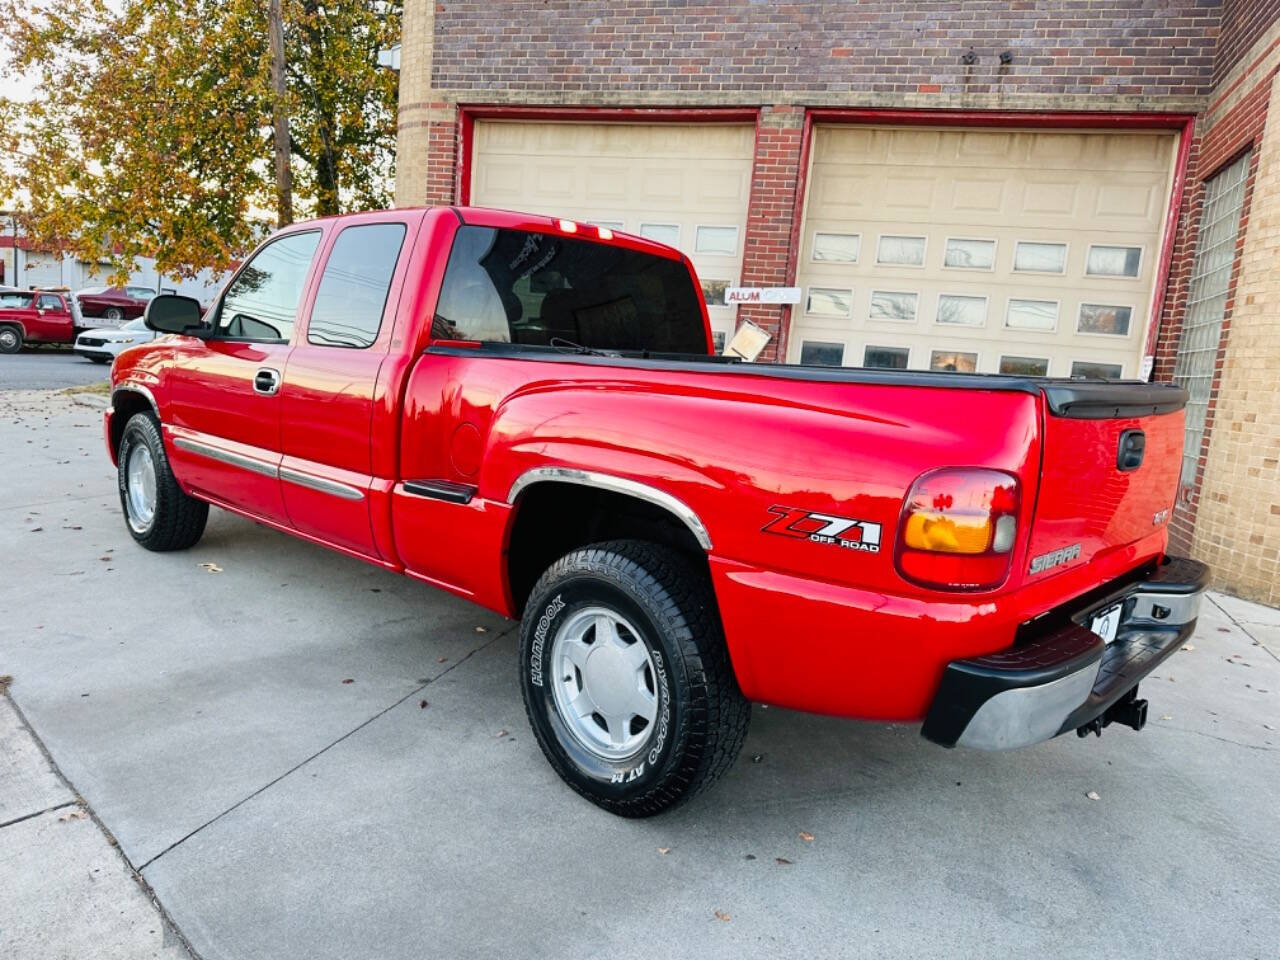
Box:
<box><xmin>902</xmin><ymin>511</ymin><xmax>993</xmax><ymax>554</ymax></box>
<box><xmin>895</xmin><ymin>467</ymin><xmax>1021</xmax><ymax>591</ymax></box>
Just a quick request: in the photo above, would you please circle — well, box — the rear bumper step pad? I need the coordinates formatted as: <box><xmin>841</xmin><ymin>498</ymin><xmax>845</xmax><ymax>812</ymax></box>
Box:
<box><xmin>922</xmin><ymin>556</ymin><xmax>1210</xmax><ymax>750</ymax></box>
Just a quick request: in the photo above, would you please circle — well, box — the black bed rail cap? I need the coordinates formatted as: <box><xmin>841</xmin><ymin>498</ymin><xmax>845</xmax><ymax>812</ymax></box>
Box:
<box><xmin>1041</xmin><ymin>381</ymin><xmax>1189</xmax><ymax>419</ymax></box>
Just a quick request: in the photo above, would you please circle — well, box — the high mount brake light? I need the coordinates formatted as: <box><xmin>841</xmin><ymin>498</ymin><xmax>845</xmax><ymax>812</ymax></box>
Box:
<box><xmin>896</xmin><ymin>467</ymin><xmax>1020</xmax><ymax>591</ymax></box>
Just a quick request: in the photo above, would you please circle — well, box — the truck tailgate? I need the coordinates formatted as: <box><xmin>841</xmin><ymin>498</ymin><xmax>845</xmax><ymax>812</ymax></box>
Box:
<box><xmin>1027</xmin><ymin>381</ymin><xmax>1187</xmax><ymax>579</ymax></box>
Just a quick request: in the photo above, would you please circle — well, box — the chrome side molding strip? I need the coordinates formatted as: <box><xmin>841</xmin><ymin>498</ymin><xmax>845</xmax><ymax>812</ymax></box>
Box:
<box><xmin>172</xmin><ymin>436</ymin><xmax>364</xmax><ymax>501</ymax></box>
<box><xmin>173</xmin><ymin>436</ymin><xmax>277</xmax><ymax>479</ymax></box>
<box><xmin>279</xmin><ymin>466</ymin><xmax>365</xmax><ymax>501</ymax></box>
<box><xmin>507</xmin><ymin>466</ymin><xmax>712</xmax><ymax>551</ymax></box>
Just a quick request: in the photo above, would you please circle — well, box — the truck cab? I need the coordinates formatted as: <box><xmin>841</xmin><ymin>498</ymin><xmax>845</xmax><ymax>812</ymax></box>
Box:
<box><xmin>0</xmin><ymin>289</ymin><xmax>75</xmax><ymax>352</ymax></box>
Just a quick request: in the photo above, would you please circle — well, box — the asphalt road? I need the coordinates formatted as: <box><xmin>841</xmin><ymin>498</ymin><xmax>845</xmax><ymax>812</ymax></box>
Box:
<box><xmin>0</xmin><ymin>347</ymin><xmax>111</xmax><ymax>390</ymax></box>
<box><xmin>1</xmin><ymin>390</ymin><xmax>1278</xmax><ymax>960</ymax></box>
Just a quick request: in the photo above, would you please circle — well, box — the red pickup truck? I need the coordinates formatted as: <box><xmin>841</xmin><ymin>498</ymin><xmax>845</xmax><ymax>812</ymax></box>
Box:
<box><xmin>105</xmin><ymin>206</ymin><xmax>1207</xmax><ymax>816</ymax></box>
<box><xmin>0</xmin><ymin>290</ymin><xmax>77</xmax><ymax>352</ymax></box>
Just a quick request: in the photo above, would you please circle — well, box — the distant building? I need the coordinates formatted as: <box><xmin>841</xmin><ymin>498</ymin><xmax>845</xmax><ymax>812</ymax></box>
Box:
<box><xmin>0</xmin><ymin>217</ymin><xmax>227</xmax><ymax>301</ymax></box>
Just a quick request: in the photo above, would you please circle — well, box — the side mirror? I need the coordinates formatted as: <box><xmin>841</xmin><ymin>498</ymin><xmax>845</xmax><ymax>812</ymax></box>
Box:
<box><xmin>144</xmin><ymin>294</ymin><xmax>206</xmax><ymax>335</ymax></box>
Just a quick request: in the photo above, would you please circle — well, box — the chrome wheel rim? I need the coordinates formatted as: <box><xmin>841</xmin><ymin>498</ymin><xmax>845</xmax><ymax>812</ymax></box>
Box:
<box><xmin>106</xmin><ymin>308</ymin><xmax>123</xmax><ymax>320</ymax></box>
<box><xmin>0</xmin><ymin>329</ymin><xmax>16</xmax><ymax>349</ymax></box>
<box><xmin>125</xmin><ymin>444</ymin><xmax>157</xmax><ymax>533</ymax></box>
<box><xmin>550</xmin><ymin>606</ymin><xmax>658</xmax><ymax>761</ymax></box>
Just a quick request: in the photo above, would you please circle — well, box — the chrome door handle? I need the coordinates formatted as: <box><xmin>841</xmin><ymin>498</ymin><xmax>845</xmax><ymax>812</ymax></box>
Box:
<box><xmin>253</xmin><ymin>367</ymin><xmax>281</xmax><ymax>396</ymax></box>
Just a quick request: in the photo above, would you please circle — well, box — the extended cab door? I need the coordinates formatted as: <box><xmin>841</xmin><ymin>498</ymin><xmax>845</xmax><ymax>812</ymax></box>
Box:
<box><xmin>164</xmin><ymin>229</ymin><xmax>323</xmax><ymax>525</ymax></box>
<box><xmin>277</xmin><ymin>215</ymin><xmax>416</xmax><ymax>558</ymax></box>
<box><xmin>30</xmin><ymin>293</ymin><xmax>74</xmax><ymax>342</ymax></box>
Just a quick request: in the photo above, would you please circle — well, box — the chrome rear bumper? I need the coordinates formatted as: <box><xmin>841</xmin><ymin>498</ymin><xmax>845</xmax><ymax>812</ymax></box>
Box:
<box><xmin>922</xmin><ymin>557</ymin><xmax>1209</xmax><ymax>750</ymax></box>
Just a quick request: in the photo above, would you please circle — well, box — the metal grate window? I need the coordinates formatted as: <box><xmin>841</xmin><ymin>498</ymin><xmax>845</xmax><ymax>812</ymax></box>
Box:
<box><xmin>1172</xmin><ymin>152</ymin><xmax>1250</xmax><ymax>491</ymax></box>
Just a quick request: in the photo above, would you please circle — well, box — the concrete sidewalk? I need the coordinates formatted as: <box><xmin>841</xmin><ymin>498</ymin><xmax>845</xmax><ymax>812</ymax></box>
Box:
<box><xmin>0</xmin><ymin>694</ymin><xmax>192</xmax><ymax>959</ymax></box>
<box><xmin>2</xmin><ymin>390</ymin><xmax>1278</xmax><ymax>959</ymax></box>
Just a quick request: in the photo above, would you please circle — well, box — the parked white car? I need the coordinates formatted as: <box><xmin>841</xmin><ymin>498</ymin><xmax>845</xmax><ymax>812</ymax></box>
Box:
<box><xmin>73</xmin><ymin>318</ymin><xmax>158</xmax><ymax>364</ymax></box>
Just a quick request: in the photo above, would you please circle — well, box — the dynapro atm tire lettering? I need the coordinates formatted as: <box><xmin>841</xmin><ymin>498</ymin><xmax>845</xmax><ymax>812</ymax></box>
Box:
<box><xmin>763</xmin><ymin>505</ymin><xmax>882</xmax><ymax>553</ymax></box>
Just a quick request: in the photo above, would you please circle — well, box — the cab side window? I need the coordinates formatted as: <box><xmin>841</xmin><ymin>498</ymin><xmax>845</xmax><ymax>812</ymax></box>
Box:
<box><xmin>307</xmin><ymin>223</ymin><xmax>406</xmax><ymax>348</ymax></box>
<box><xmin>38</xmin><ymin>294</ymin><xmax>64</xmax><ymax>311</ymax></box>
<box><xmin>215</xmin><ymin>230</ymin><xmax>321</xmax><ymax>343</ymax></box>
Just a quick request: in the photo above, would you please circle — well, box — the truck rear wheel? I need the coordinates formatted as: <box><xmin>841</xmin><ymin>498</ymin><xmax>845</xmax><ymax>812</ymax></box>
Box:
<box><xmin>0</xmin><ymin>325</ymin><xmax>21</xmax><ymax>354</ymax></box>
<box><xmin>117</xmin><ymin>412</ymin><xmax>208</xmax><ymax>551</ymax></box>
<box><xmin>519</xmin><ymin>540</ymin><xmax>749</xmax><ymax>817</ymax></box>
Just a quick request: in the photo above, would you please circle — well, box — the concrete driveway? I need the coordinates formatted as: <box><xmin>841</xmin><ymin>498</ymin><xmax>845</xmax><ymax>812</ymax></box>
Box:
<box><xmin>2</xmin><ymin>389</ymin><xmax>1278</xmax><ymax>959</ymax></box>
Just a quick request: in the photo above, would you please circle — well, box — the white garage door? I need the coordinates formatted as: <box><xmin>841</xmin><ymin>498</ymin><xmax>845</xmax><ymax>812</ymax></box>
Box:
<box><xmin>470</xmin><ymin>120</ymin><xmax>755</xmax><ymax>350</ymax></box>
<box><xmin>21</xmin><ymin>252</ymin><xmax>66</xmax><ymax>290</ymax></box>
<box><xmin>790</xmin><ymin>125</ymin><xmax>1178</xmax><ymax>379</ymax></box>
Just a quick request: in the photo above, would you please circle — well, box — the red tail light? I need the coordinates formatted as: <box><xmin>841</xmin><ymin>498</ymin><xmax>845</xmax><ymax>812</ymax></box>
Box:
<box><xmin>895</xmin><ymin>467</ymin><xmax>1020</xmax><ymax>591</ymax></box>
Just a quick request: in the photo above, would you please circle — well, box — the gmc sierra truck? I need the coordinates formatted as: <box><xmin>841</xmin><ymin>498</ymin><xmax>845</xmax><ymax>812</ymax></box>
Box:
<box><xmin>105</xmin><ymin>206</ymin><xmax>1208</xmax><ymax>816</ymax></box>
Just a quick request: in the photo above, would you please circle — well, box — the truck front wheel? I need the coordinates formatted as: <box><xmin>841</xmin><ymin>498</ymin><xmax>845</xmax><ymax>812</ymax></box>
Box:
<box><xmin>519</xmin><ymin>540</ymin><xmax>749</xmax><ymax>817</ymax></box>
<box><xmin>117</xmin><ymin>412</ymin><xmax>209</xmax><ymax>551</ymax></box>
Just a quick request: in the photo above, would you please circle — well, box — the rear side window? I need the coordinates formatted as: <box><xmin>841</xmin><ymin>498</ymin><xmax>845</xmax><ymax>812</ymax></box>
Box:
<box><xmin>216</xmin><ymin>230</ymin><xmax>321</xmax><ymax>343</ymax></box>
<box><xmin>432</xmin><ymin>226</ymin><xmax>707</xmax><ymax>354</ymax></box>
<box><xmin>308</xmin><ymin>223</ymin><xmax>406</xmax><ymax>348</ymax></box>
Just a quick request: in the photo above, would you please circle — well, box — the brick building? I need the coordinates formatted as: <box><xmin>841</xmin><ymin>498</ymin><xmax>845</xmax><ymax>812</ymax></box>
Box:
<box><xmin>393</xmin><ymin>0</ymin><xmax>1280</xmax><ymax>603</ymax></box>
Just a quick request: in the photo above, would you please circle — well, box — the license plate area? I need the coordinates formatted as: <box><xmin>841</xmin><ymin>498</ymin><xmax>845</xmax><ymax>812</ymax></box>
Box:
<box><xmin>1090</xmin><ymin>602</ymin><xmax>1124</xmax><ymax>645</ymax></box>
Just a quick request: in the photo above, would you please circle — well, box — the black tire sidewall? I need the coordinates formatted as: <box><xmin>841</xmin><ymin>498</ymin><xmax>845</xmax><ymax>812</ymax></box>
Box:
<box><xmin>117</xmin><ymin>414</ymin><xmax>163</xmax><ymax>542</ymax></box>
<box><xmin>0</xmin><ymin>327</ymin><xmax>20</xmax><ymax>353</ymax></box>
<box><xmin>521</xmin><ymin>566</ymin><xmax>685</xmax><ymax>801</ymax></box>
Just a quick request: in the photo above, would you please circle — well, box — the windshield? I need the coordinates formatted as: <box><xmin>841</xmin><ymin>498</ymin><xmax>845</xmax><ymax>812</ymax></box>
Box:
<box><xmin>126</xmin><ymin>287</ymin><xmax>156</xmax><ymax>300</ymax></box>
<box><xmin>433</xmin><ymin>226</ymin><xmax>708</xmax><ymax>355</ymax></box>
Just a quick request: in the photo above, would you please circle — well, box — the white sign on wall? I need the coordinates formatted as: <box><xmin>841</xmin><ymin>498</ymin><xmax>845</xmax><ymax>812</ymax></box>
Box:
<box><xmin>724</xmin><ymin>286</ymin><xmax>802</xmax><ymax>305</ymax></box>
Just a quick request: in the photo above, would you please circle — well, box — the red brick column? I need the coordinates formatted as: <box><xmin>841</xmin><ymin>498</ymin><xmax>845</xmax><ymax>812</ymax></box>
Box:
<box><xmin>737</xmin><ymin>105</ymin><xmax>806</xmax><ymax>363</ymax></box>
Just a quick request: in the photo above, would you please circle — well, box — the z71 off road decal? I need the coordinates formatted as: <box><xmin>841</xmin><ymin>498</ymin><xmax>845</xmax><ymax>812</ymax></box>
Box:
<box><xmin>763</xmin><ymin>506</ymin><xmax>882</xmax><ymax>553</ymax></box>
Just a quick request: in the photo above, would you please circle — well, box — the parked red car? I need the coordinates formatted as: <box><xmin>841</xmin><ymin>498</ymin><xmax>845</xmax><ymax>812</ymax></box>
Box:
<box><xmin>0</xmin><ymin>289</ymin><xmax>76</xmax><ymax>352</ymax></box>
<box><xmin>75</xmin><ymin>285</ymin><xmax>169</xmax><ymax>322</ymax></box>
<box><xmin>104</xmin><ymin>206</ymin><xmax>1207</xmax><ymax>816</ymax></box>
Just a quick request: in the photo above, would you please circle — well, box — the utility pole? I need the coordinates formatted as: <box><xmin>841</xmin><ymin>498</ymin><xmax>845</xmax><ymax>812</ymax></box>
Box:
<box><xmin>268</xmin><ymin>0</ymin><xmax>293</xmax><ymax>227</ymax></box>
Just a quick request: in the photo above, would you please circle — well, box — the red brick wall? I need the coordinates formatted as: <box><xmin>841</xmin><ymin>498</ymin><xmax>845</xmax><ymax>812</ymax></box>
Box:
<box><xmin>1155</xmin><ymin>66</ymin><xmax>1275</xmax><ymax>554</ymax></box>
<box><xmin>738</xmin><ymin>106</ymin><xmax>804</xmax><ymax>363</ymax></box>
<box><xmin>1213</xmin><ymin>0</ymin><xmax>1280</xmax><ymax>85</ymax></box>
<box><xmin>430</xmin><ymin>1</ymin><xmax>1220</xmax><ymax>99</ymax></box>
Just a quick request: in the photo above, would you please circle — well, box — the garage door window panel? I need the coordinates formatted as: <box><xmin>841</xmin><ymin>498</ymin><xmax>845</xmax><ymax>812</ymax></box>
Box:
<box><xmin>1085</xmin><ymin>244</ymin><xmax>1143</xmax><ymax>278</ymax></box>
<box><xmin>931</xmin><ymin>350</ymin><xmax>978</xmax><ymax>373</ymax></box>
<box><xmin>999</xmin><ymin>355</ymin><xmax>1050</xmax><ymax>376</ymax></box>
<box><xmin>1013</xmin><ymin>241</ymin><xmax>1068</xmax><ymax>275</ymax></box>
<box><xmin>700</xmin><ymin>279</ymin><xmax>730</xmax><ymax>307</ymax></box>
<box><xmin>1076</xmin><ymin>303</ymin><xmax>1134</xmax><ymax>337</ymax></box>
<box><xmin>1006</xmin><ymin>298</ymin><xmax>1059</xmax><ymax>333</ymax></box>
<box><xmin>812</xmin><ymin>232</ymin><xmax>861</xmax><ymax>263</ymax></box>
<box><xmin>876</xmin><ymin>235</ymin><xmax>927</xmax><ymax>268</ymax></box>
<box><xmin>639</xmin><ymin>223</ymin><xmax>680</xmax><ymax>248</ymax></box>
<box><xmin>1071</xmin><ymin>360</ymin><xmax>1123</xmax><ymax>380</ymax></box>
<box><xmin>942</xmin><ymin>238</ymin><xmax>996</xmax><ymax>271</ymax></box>
<box><xmin>937</xmin><ymin>294</ymin><xmax>987</xmax><ymax>328</ymax></box>
<box><xmin>869</xmin><ymin>290</ymin><xmax>918</xmax><ymax>323</ymax></box>
<box><xmin>864</xmin><ymin>345</ymin><xmax>909</xmax><ymax>369</ymax></box>
<box><xmin>695</xmin><ymin>226</ymin><xmax>739</xmax><ymax>256</ymax></box>
<box><xmin>806</xmin><ymin>287</ymin><xmax>853</xmax><ymax>318</ymax></box>
<box><xmin>800</xmin><ymin>340</ymin><xmax>845</xmax><ymax>367</ymax></box>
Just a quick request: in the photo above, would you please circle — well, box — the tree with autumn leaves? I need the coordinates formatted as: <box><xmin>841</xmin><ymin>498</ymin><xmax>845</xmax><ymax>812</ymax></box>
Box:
<box><xmin>0</xmin><ymin>0</ymin><xmax>400</xmax><ymax>281</ymax></box>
